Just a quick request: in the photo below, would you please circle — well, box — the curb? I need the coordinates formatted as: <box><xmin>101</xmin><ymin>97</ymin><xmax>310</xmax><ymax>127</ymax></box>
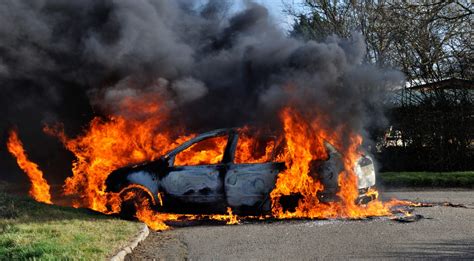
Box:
<box><xmin>110</xmin><ymin>224</ymin><xmax>150</xmax><ymax>261</ymax></box>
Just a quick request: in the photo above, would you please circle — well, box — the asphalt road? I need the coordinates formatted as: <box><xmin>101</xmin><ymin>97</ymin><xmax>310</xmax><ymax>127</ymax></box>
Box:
<box><xmin>127</xmin><ymin>190</ymin><xmax>474</xmax><ymax>260</ymax></box>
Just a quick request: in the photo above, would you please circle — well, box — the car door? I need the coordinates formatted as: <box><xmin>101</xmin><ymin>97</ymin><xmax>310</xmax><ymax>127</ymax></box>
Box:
<box><xmin>159</xmin><ymin>129</ymin><xmax>234</xmax><ymax>212</ymax></box>
<box><xmin>225</xmin><ymin>132</ymin><xmax>285</xmax><ymax>214</ymax></box>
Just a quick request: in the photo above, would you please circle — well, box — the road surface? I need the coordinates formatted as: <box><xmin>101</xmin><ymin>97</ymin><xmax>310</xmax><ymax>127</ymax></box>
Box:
<box><xmin>127</xmin><ymin>190</ymin><xmax>474</xmax><ymax>260</ymax></box>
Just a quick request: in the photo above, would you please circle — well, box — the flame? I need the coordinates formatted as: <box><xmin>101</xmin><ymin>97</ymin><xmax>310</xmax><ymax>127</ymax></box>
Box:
<box><xmin>6</xmin><ymin>130</ymin><xmax>52</xmax><ymax>204</ymax></box>
<box><xmin>270</xmin><ymin>108</ymin><xmax>326</xmax><ymax>218</ymax></box>
<box><xmin>365</xmin><ymin>187</ymin><xmax>379</xmax><ymax>199</ymax></box>
<box><xmin>40</xmin><ymin>91</ymin><xmax>252</xmax><ymax>228</ymax></box>
<box><xmin>44</xmin><ymin>92</ymin><xmax>192</xmax><ymax>213</ymax></box>
<box><xmin>174</xmin><ymin>136</ymin><xmax>227</xmax><ymax>166</ymax></box>
<box><xmin>234</xmin><ymin>129</ymin><xmax>275</xmax><ymax>164</ymax></box>
<box><xmin>270</xmin><ymin>107</ymin><xmax>391</xmax><ymax>219</ymax></box>
<box><xmin>6</xmin><ymin>91</ymin><xmax>415</xmax><ymax>230</ymax></box>
<box><xmin>135</xmin><ymin>198</ymin><xmax>180</xmax><ymax>230</ymax></box>
<box><xmin>225</xmin><ymin>207</ymin><xmax>239</xmax><ymax>225</ymax></box>
<box><xmin>384</xmin><ymin>199</ymin><xmax>422</xmax><ymax>208</ymax></box>
<box><xmin>209</xmin><ymin>207</ymin><xmax>240</xmax><ymax>225</ymax></box>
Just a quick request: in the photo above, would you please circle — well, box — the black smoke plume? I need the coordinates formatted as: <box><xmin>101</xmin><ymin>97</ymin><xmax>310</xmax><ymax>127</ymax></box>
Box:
<box><xmin>0</xmin><ymin>0</ymin><xmax>402</xmax><ymax>184</ymax></box>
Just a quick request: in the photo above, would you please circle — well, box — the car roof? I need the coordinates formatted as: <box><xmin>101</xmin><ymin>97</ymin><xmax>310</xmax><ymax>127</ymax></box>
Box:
<box><xmin>164</xmin><ymin>128</ymin><xmax>237</xmax><ymax>159</ymax></box>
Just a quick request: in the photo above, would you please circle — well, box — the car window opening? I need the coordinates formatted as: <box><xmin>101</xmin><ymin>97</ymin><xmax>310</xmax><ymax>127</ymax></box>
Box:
<box><xmin>174</xmin><ymin>135</ymin><xmax>228</xmax><ymax>166</ymax></box>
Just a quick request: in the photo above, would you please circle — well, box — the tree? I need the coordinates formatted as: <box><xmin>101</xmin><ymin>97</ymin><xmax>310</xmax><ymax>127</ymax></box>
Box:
<box><xmin>288</xmin><ymin>0</ymin><xmax>473</xmax><ymax>83</ymax></box>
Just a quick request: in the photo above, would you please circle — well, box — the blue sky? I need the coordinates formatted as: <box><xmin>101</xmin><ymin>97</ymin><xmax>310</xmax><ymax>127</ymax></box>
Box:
<box><xmin>254</xmin><ymin>0</ymin><xmax>304</xmax><ymax>30</ymax></box>
<box><xmin>232</xmin><ymin>0</ymin><xmax>306</xmax><ymax>32</ymax></box>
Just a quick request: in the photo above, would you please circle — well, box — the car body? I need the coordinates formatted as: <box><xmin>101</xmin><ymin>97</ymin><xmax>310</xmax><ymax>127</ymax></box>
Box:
<box><xmin>105</xmin><ymin>128</ymin><xmax>377</xmax><ymax>216</ymax></box>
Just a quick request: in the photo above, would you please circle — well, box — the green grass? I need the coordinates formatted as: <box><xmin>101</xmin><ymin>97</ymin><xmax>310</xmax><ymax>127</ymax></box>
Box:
<box><xmin>0</xmin><ymin>182</ymin><xmax>143</xmax><ymax>260</ymax></box>
<box><xmin>379</xmin><ymin>171</ymin><xmax>474</xmax><ymax>188</ymax></box>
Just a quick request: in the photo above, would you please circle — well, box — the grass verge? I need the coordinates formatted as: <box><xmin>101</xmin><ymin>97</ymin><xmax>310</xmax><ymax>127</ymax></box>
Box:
<box><xmin>0</xmin><ymin>182</ymin><xmax>143</xmax><ymax>260</ymax></box>
<box><xmin>379</xmin><ymin>171</ymin><xmax>474</xmax><ymax>188</ymax></box>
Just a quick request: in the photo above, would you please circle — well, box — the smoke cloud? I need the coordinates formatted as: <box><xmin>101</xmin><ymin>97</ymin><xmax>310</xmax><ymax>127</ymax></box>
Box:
<box><xmin>0</xmin><ymin>0</ymin><xmax>402</xmax><ymax>183</ymax></box>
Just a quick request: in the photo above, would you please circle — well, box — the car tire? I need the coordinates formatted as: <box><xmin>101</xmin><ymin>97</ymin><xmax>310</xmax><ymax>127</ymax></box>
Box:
<box><xmin>118</xmin><ymin>186</ymin><xmax>154</xmax><ymax>220</ymax></box>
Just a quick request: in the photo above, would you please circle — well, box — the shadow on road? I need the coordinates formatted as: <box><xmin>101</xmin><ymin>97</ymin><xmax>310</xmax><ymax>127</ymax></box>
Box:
<box><xmin>375</xmin><ymin>239</ymin><xmax>474</xmax><ymax>259</ymax></box>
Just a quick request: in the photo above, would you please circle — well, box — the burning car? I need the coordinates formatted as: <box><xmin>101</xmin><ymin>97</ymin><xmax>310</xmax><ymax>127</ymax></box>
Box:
<box><xmin>105</xmin><ymin>128</ymin><xmax>377</xmax><ymax>217</ymax></box>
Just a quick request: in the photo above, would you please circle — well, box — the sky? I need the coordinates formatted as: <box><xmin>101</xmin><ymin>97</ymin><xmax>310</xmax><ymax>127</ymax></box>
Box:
<box><xmin>234</xmin><ymin>0</ymin><xmax>306</xmax><ymax>32</ymax></box>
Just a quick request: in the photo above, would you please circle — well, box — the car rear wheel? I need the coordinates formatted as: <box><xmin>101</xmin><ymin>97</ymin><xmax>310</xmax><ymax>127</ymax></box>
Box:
<box><xmin>118</xmin><ymin>186</ymin><xmax>154</xmax><ymax>220</ymax></box>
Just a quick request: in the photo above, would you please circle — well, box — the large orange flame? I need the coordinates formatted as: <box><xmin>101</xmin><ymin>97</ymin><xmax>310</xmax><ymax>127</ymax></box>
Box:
<box><xmin>270</xmin><ymin>107</ymin><xmax>391</xmax><ymax>219</ymax></box>
<box><xmin>6</xmin><ymin>130</ymin><xmax>52</xmax><ymax>204</ymax></box>
<box><xmin>44</xmin><ymin>92</ymin><xmax>192</xmax><ymax>212</ymax></box>
<box><xmin>6</xmin><ymin>92</ymin><xmax>411</xmax><ymax>230</ymax></box>
<box><xmin>174</xmin><ymin>136</ymin><xmax>227</xmax><ymax>166</ymax></box>
<box><xmin>234</xmin><ymin>129</ymin><xmax>275</xmax><ymax>164</ymax></box>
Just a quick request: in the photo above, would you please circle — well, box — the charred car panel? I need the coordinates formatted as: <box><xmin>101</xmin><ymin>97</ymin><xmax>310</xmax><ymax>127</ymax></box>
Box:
<box><xmin>226</xmin><ymin>162</ymin><xmax>284</xmax><ymax>213</ymax></box>
<box><xmin>161</xmin><ymin>165</ymin><xmax>225</xmax><ymax>204</ymax></box>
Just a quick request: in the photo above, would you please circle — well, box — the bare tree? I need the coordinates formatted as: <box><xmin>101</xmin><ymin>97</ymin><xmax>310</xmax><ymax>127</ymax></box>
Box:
<box><xmin>289</xmin><ymin>0</ymin><xmax>473</xmax><ymax>83</ymax></box>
